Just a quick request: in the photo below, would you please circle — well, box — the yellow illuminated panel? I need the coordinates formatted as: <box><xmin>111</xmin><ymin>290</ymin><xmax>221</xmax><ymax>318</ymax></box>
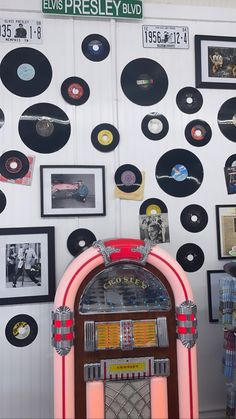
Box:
<box><xmin>133</xmin><ymin>320</ymin><xmax>157</xmax><ymax>347</ymax></box>
<box><xmin>96</xmin><ymin>322</ymin><xmax>120</xmax><ymax>350</ymax></box>
<box><xmin>109</xmin><ymin>362</ymin><xmax>146</xmax><ymax>373</ymax></box>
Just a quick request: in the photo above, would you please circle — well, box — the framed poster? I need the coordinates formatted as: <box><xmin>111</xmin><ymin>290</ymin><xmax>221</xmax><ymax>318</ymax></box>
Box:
<box><xmin>195</xmin><ymin>35</ymin><xmax>236</xmax><ymax>89</ymax></box>
<box><xmin>207</xmin><ymin>270</ymin><xmax>230</xmax><ymax>322</ymax></box>
<box><xmin>216</xmin><ymin>205</ymin><xmax>236</xmax><ymax>259</ymax></box>
<box><xmin>40</xmin><ymin>165</ymin><xmax>106</xmax><ymax>217</ymax></box>
<box><xmin>0</xmin><ymin>226</ymin><xmax>55</xmax><ymax>305</ymax></box>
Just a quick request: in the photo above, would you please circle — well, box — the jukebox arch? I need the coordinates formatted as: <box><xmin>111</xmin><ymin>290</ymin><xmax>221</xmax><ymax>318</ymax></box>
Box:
<box><xmin>52</xmin><ymin>239</ymin><xmax>199</xmax><ymax>419</ymax></box>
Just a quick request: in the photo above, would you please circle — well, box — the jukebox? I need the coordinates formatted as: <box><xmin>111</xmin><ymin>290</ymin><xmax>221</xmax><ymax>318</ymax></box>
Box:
<box><xmin>52</xmin><ymin>239</ymin><xmax>199</xmax><ymax>419</ymax></box>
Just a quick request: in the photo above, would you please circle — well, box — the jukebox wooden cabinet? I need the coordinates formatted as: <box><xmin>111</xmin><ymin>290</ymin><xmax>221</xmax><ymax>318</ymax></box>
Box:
<box><xmin>52</xmin><ymin>239</ymin><xmax>199</xmax><ymax>419</ymax></box>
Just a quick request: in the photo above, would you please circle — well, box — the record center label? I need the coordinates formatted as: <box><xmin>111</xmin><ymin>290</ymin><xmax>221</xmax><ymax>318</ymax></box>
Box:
<box><xmin>142</xmin><ymin>25</ymin><xmax>189</xmax><ymax>49</ymax></box>
<box><xmin>42</xmin><ymin>0</ymin><xmax>143</xmax><ymax>19</ymax></box>
<box><xmin>0</xmin><ymin>19</ymin><xmax>42</xmax><ymax>44</ymax></box>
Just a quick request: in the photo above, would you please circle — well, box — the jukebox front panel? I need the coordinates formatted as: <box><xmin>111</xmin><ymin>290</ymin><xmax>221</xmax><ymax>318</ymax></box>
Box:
<box><xmin>74</xmin><ymin>262</ymin><xmax>179</xmax><ymax>419</ymax></box>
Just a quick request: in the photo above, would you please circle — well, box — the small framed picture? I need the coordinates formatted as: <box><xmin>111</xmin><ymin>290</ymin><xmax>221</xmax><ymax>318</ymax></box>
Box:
<box><xmin>0</xmin><ymin>226</ymin><xmax>55</xmax><ymax>305</ymax></box>
<box><xmin>207</xmin><ymin>270</ymin><xmax>231</xmax><ymax>322</ymax></box>
<box><xmin>216</xmin><ymin>205</ymin><xmax>236</xmax><ymax>259</ymax></box>
<box><xmin>195</xmin><ymin>35</ymin><xmax>236</xmax><ymax>89</ymax></box>
<box><xmin>40</xmin><ymin>165</ymin><xmax>106</xmax><ymax>217</ymax></box>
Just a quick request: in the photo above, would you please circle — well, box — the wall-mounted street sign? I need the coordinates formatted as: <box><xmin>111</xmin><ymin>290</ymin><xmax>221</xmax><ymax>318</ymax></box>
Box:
<box><xmin>42</xmin><ymin>0</ymin><xmax>143</xmax><ymax>19</ymax></box>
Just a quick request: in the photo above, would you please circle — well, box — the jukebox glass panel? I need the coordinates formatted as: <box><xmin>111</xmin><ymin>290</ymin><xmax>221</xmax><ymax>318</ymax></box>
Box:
<box><xmin>79</xmin><ymin>263</ymin><xmax>171</xmax><ymax>314</ymax></box>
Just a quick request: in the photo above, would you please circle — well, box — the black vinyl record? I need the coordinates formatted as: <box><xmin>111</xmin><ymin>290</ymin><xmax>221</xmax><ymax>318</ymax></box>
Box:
<box><xmin>120</xmin><ymin>58</ymin><xmax>168</xmax><ymax>106</ymax></box>
<box><xmin>155</xmin><ymin>148</ymin><xmax>204</xmax><ymax>197</ymax></box>
<box><xmin>0</xmin><ymin>190</ymin><xmax>6</xmax><ymax>213</ymax></box>
<box><xmin>185</xmin><ymin>119</ymin><xmax>212</xmax><ymax>147</ymax></box>
<box><xmin>141</xmin><ymin>112</ymin><xmax>169</xmax><ymax>140</ymax></box>
<box><xmin>115</xmin><ymin>164</ymin><xmax>142</xmax><ymax>193</ymax></box>
<box><xmin>218</xmin><ymin>98</ymin><xmax>236</xmax><ymax>142</ymax></box>
<box><xmin>139</xmin><ymin>198</ymin><xmax>168</xmax><ymax>215</ymax></box>
<box><xmin>0</xmin><ymin>150</ymin><xmax>29</xmax><ymax>179</ymax></box>
<box><xmin>18</xmin><ymin>103</ymin><xmax>71</xmax><ymax>154</ymax></box>
<box><xmin>82</xmin><ymin>34</ymin><xmax>110</xmax><ymax>62</ymax></box>
<box><xmin>91</xmin><ymin>123</ymin><xmax>120</xmax><ymax>152</ymax></box>
<box><xmin>0</xmin><ymin>47</ymin><xmax>52</xmax><ymax>97</ymax></box>
<box><xmin>225</xmin><ymin>154</ymin><xmax>236</xmax><ymax>168</ymax></box>
<box><xmin>0</xmin><ymin>109</ymin><xmax>4</xmax><ymax>129</ymax></box>
<box><xmin>67</xmin><ymin>228</ymin><xmax>96</xmax><ymax>256</ymax></box>
<box><xmin>5</xmin><ymin>314</ymin><xmax>38</xmax><ymax>347</ymax></box>
<box><xmin>180</xmin><ymin>204</ymin><xmax>208</xmax><ymax>232</ymax></box>
<box><xmin>61</xmin><ymin>77</ymin><xmax>90</xmax><ymax>105</ymax></box>
<box><xmin>176</xmin><ymin>87</ymin><xmax>203</xmax><ymax>114</ymax></box>
<box><xmin>176</xmin><ymin>243</ymin><xmax>204</xmax><ymax>272</ymax></box>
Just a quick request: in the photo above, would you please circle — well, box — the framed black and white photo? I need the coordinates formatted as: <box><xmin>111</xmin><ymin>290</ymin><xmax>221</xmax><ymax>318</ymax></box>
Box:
<box><xmin>195</xmin><ymin>35</ymin><xmax>236</xmax><ymax>89</ymax></box>
<box><xmin>40</xmin><ymin>165</ymin><xmax>106</xmax><ymax>217</ymax></box>
<box><xmin>207</xmin><ymin>270</ymin><xmax>231</xmax><ymax>322</ymax></box>
<box><xmin>0</xmin><ymin>226</ymin><xmax>55</xmax><ymax>305</ymax></box>
<box><xmin>216</xmin><ymin>205</ymin><xmax>236</xmax><ymax>259</ymax></box>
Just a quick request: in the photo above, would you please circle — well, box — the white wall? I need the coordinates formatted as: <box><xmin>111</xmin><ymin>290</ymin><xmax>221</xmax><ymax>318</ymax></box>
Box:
<box><xmin>0</xmin><ymin>0</ymin><xmax>234</xmax><ymax>418</ymax></box>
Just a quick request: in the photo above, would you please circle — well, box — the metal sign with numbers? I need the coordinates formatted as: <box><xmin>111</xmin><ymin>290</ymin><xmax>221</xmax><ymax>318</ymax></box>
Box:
<box><xmin>142</xmin><ymin>25</ymin><xmax>189</xmax><ymax>49</ymax></box>
<box><xmin>0</xmin><ymin>18</ymin><xmax>43</xmax><ymax>44</ymax></box>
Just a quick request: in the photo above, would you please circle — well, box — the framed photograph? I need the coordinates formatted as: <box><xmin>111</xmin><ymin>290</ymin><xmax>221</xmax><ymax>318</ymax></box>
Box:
<box><xmin>0</xmin><ymin>226</ymin><xmax>55</xmax><ymax>305</ymax></box>
<box><xmin>207</xmin><ymin>270</ymin><xmax>231</xmax><ymax>322</ymax></box>
<box><xmin>216</xmin><ymin>205</ymin><xmax>236</xmax><ymax>259</ymax></box>
<box><xmin>195</xmin><ymin>35</ymin><xmax>236</xmax><ymax>89</ymax></box>
<box><xmin>40</xmin><ymin>165</ymin><xmax>106</xmax><ymax>217</ymax></box>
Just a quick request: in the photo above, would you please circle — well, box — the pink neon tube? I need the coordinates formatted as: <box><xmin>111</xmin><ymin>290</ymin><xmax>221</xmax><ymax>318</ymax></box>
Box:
<box><xmin>151</xmin><ymin>376</ymin><xmax>168</xmax><ymax>419</ymax></box>
<box><xmin>86</xmin><ymin>382</ymin><xmax>104</xmax><ymax>419</ymax></box>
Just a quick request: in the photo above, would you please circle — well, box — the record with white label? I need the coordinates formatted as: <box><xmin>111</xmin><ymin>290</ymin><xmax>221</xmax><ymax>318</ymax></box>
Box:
<box><xmin>67</xmin><ymin>228</ymin><xmax>96</xmax><ymax>256</ymax></box>
<box><xmin>0</xmin><ymin>150</ymin><xmax>29</xmax><ymax>179</ymax></box>
<box><xmin>217</xmin><ymin>98</ymin><xmax>236</xmax><ymax>142</ymax></box>
<box><xmin>155</xmin><ymin>148</ymin><xmax>204</xmax><ymax>197</ymax></box>
<box><xmin>180</xmin><ymin>204</ymin><xmax>208</xmax><ymax>232</ymax></box>
<box><xmin>82</xmin><ymin>34</ymin><xmax>110</xmax><ymax>61</ymax></box>
<box><xmin>225</xmin><ymin>154</ymin><xmax>236</xmax><ymax>168</ymax></box>
<box><xmin>18</xmin><ymin>103</ymin><xmax>71</xmax><ymax>153</ymax></box>
<box><xmin>0</xmin><ymin>47</ymin><xmax>52</xmax><ymax>97</ymax></box>
<box><xmin>141</xmin><ymin>112</ymin><xmax>169</xmax><ymax>140</ymax></box>
<box><xmin>176</xmin><ymin>243</ymin><xmax>204</xmax><ymax>272</ymax></box>
<box><xmin>176</xmin><ymin>87</ymin><xmax>203</xmax><ymax>114</ymax></box>
<box><xmin>61</xmin><ymin>76</ymin><xmax>90</xmax><ymax>105</ymax></box>
<box><xmin>120</xmin><ymin>58</ymin><xmax>168</xmax><ymax>106</ymax></box>
<box><xmin>5</xmin><ymin>314</ymin><xmax>38</xmax><ymax>347</ymax></box>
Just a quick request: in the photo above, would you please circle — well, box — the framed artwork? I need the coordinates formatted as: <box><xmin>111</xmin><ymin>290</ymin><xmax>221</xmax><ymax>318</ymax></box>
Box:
<box><xmin>216</xmin><ymin>205</ymin><xmax>236</xmax><ymax>259</ymax></box>
<box><xmin>0</xmin><ymin>226</ymin><xmax>55</xmax><ymax>305</ymax></box>
<box><xmin>195</xmin><ymin>35</ymin><xmax>236</xmax><ymax>89</ymax></box>
<box><xmin>207</xmin><ymin>270</ymin><xmax>231</xmax><ymax>322</ymax></box>
<box><xmin>40</xmin><ymin>165</ymin><xmax>106</xmax><ymax>217</ymax></box>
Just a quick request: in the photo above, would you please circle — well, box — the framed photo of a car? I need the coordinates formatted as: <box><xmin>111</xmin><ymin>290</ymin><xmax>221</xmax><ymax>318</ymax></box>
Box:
<box><xmin>40</xmin><ymin>165</ymin><xmax>106</xmax><ymax>217</ymax></box>
<box><xmin>195</xmin><ymin>35</ymin><xmax>236</xmax><ymax>89</ymax></box>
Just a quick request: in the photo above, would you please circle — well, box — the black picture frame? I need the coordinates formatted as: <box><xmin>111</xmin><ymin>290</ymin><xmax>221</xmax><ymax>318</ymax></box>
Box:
<box><xmin>207</xmin><ymin>270</ymin><xmax>231</xmax><ymax>323</ymax></box>
<box><xmin>0</xmin><ymin>226</ymin><xmax>55</xmax><ymax>305</ymax></box>
<box><xmin>40</xmin><ymin>165</ymin><xmax>106</xmax><ymax>217</ymax></box>
<box><xmin>216</xmin><ymin>205</ymin><xmax>236</xmax><ymax>259</ymax></box>
<box><xmin>195</xmin><ymin>35</ymin><xmax>236</xmax><ymax>89</ymax></box>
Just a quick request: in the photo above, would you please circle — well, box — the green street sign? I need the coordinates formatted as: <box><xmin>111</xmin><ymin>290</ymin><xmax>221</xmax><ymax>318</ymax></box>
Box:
<box><xmin>42</xmin><ymin>0</ymin><xmax>143</xmax><ymax>19</ymax></box>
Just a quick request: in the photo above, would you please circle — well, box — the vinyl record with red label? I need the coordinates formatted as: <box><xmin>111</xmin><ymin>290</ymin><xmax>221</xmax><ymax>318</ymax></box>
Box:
<box><xmin>91</xmin><ymin>123</ymin><xmax>120</xmax><ymax>152</ymax></box>
<box><xmin>67</xmin><ymin>228</ymin><xmax>96</xmax><ymax>256</ymax></box>
<box><xmin>176</xmin><ymin>243</ymin><xmax>204</xmax><ymax>272</ymax></box>
<box><xmin>115</xmin><ymin>164</ymin><xmax>142</xmax><ymax>193</ymax></box>
<box><xmin>5</xmin><ymin>314</ymin><xmax>38</xmax><ymax>347</ymax></box>
<box><xmin>0</xmin><ymin>47</ymin><xmax>52</xmax><ymax>97</ymax></box>
<box><xmin>185</xmin><ymin>119</ymin><xmax>212</xmax><ymax>147</ymax></box>
<box><xmin>18</xmin><ymin>103</ymin><xmax>71</xmax><ymax>154</ymax></box>
<box><xmin>141</xmin><ymin>112</ymin><xmax>169</xmax><ymax>140</ymax></box>
<box><xmin>120</xmin><ymin>58</ymin><xmax>168</xmax><ymax>106</ymax></box>
<box><xmin>0</xmin><ymin>150</ymin><xmax>29</xmax><ymax>179</ymax></box>
<box><xmin>155</xmin><ymin>148</ymin><xmax>204</xmax><ymax>197</ymax></box>
<box><xmin>176</xmin><ymin>87</ymin><xmax>203</xmax><ymax>114</ymax></box>
<box><xmin>61</xmin><ymin>77</ymin><xmax>90</xmax><ymax>105</ymax></box>
<box><xmin>82</xmin><ymin>34</ymin><xmax>110</xmax><ymax>62</ymax></box>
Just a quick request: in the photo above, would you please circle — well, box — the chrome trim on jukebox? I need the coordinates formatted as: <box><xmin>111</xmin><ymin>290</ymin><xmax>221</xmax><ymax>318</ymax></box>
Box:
<box><xmin>93</xmin><ymin>240</ymin><xmax>120</xmax><ymax>266</ymax></box>
<box><xmin>131</xmin><ymin>239</ymin><xmax>153</xmax><ymax>265</ymax></box>
<box><xmin>51</xmin><ymin>306</ymin><xmax>74</xmax><ymax>356</ymax></box>
<box><xmin>120</xmin><ymin>320</ymin><xmax>134</xmax><ymax>351</ymax></box>
<box><xmin>156</xmin><ymin>317</ymin><xmax>169</xmax><ymax>347</ymax></box>
<box><xmin>84</xmin><ymin>357</ymin><xmax>170</xmax><ymax>382</ymax></box>
<box><xmin>84</xmin><ymin>321</ymin><xmax>95</xmax><ymax>352</ymax></box>
<box><xmin>176</xmin><ymin>300</ymin><xmax>198</xmax><ymax>348</ymax></box>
